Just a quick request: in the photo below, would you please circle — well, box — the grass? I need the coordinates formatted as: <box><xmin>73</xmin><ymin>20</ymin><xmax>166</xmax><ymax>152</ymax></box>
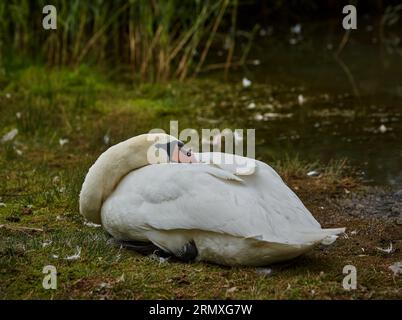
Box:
<box><xmin>0</xmin><ymin>66</ymin><xmax>401</xmax><ymax>299</ymax></box>
<box><xmin>0</xmin><ymin>0</ymin><xmax>241</xmax><ymax>81</ymax></box>
<box><xmin>273</xmin><ymin>155</ymin><xmax>348</xmax><ymax>183</ymax></box>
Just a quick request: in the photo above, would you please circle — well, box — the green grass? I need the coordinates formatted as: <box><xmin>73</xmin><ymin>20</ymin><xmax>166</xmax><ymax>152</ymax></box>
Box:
<box><xmin>0</xmin><ymin>0</ymin><xmax>238</xmax><ymax>81</ymax></box>
<box><xmin>0</xmin><ymin>66</ymin><xmax>401</xmax><ymax>299</ymax></box>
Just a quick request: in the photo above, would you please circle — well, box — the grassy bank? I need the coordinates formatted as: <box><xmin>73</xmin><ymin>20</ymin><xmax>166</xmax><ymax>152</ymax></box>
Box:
<box><xmin>0</xmin><ymin>67</ymin><xmax>401</xmax><ymax>299</ymax></box>
<box><xmin>0</xmin><ymin>0</ymin><xmax>242</xmax><ymax>81</ymax></box>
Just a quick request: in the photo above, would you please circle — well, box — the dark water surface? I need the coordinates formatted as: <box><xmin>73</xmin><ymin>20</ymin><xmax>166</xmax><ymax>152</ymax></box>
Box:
<box><xmin>197</xmin><ymin>21</ymin><xmax>402</xmax><ymax>189</ymax></box>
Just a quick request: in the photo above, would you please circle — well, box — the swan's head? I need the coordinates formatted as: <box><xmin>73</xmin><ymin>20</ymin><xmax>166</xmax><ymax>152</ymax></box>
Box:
<box><xmin>112</xmin><ymin>133</ymin><xmax>197</xmax><ymax>167</ymax></box>
<box><xmin>152</xmin><ymin>136</ymin><xmax>197</xmax><ymax>164</ymax></box>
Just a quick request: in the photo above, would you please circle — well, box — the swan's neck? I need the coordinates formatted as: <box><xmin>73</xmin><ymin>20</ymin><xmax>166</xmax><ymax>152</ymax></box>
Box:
<box><xmin>79</xmin><ymin>134</ymin><xmax>154</xmax><ymax>224</ymax></box>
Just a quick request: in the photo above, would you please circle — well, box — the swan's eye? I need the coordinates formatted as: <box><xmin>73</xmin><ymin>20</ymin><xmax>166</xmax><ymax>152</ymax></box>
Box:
<box><xmin>186</xmin><ymin>151</ymin><xmax>191</xmax><ymax>157</ymax></box>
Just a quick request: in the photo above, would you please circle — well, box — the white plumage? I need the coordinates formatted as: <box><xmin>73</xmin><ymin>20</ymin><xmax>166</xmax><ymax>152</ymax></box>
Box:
<box><xmin>80</xmin><ymin>134</ymin><xmax>344</xmax><ymax>266</ymax></box>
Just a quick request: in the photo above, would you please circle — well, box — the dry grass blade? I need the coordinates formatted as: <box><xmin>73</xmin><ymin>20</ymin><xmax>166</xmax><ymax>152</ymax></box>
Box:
<box><xmin>0</xmin><ymin>224</ymin><xmax>43</xmax><ymax>233</ymax></box>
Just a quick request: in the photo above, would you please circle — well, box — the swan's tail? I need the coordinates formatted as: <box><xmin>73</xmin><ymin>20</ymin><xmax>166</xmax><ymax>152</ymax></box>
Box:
<box><xmin>286</xmin><ymin>227</ymin><xmax>345</xmax><ymax>246</ymax></box>
<box><xmin>320</xmin><ymin>227</ymin><xmax>346</xmax><ymax>245</ymax></box>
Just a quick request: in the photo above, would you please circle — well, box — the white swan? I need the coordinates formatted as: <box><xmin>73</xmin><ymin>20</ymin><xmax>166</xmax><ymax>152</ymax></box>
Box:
<box><xmin>79</xmin><ymin>133</ymin><xmax>344</xmax><ymax>266</ymax></box>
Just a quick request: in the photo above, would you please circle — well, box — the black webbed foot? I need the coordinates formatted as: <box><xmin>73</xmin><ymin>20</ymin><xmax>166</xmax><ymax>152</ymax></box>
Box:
<box><xmin>110</xmin><ymin>239</ymin><xmax>170</xmax><ymax>257</ymax></box>
<box><xmin>175</xmin><ymin>240</ymin><xmax>198</xmax><ymax>262</ymax></box>
<box><xmin>108</xmin><ymin>238</ymin><xmax>197</xmax><ymax>263</ymax></box>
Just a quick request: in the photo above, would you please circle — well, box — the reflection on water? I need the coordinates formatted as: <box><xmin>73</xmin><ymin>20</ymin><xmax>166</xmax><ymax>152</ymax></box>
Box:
<box><xmin>197</xmin><ymin>21</ymin><xmax>402</xmax><ymax>188</ymax></box>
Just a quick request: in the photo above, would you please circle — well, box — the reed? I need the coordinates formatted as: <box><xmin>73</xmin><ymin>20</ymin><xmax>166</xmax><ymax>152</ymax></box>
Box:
<box><xmin>0</xmin><ymin>0</ymin><xmax>243</xmax><ymax>81</ymax></box>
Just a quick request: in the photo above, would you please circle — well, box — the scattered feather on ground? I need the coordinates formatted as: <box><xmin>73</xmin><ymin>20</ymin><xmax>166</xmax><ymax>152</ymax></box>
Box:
<box><xmin>64</xmin><ymin>247</ymin><xmax>81</xmax><ymax>261</ymax></box>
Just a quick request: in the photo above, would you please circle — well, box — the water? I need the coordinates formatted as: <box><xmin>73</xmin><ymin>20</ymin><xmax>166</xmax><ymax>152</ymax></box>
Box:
<box><xmin>196</xmin><ymin>21</ymin><xmax>402</xmax><ymax>188</ymax></box>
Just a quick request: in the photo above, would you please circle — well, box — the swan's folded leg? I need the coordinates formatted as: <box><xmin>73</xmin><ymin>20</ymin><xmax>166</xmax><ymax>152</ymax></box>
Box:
<box><xmin>145</xmin><ymin>230</ymin><xmax>199</xmax><ymax>262</ymax></box>
<box><xmin>175</xmin><ymin>240</ymin><xmax>198</xmax><ymax>262</ymax></box>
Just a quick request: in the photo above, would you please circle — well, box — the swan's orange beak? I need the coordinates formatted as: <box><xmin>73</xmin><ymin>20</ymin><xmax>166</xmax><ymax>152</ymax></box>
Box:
<box><xmin>171</xmin><ymin>145</ymin><xmax>197</xmax><ymax>163</ymax></box>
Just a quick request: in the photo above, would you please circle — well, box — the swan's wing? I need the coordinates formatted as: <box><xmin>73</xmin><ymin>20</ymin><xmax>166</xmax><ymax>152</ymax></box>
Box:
<box><xmin>102</xmin><ymin>162</ymin><xmax>343</xmax><ymax>246</ymax></box>
<box><xmin>195</xmin><ymin>152</ymin><xmax>256</xmax><ymax>175</ymax></box>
